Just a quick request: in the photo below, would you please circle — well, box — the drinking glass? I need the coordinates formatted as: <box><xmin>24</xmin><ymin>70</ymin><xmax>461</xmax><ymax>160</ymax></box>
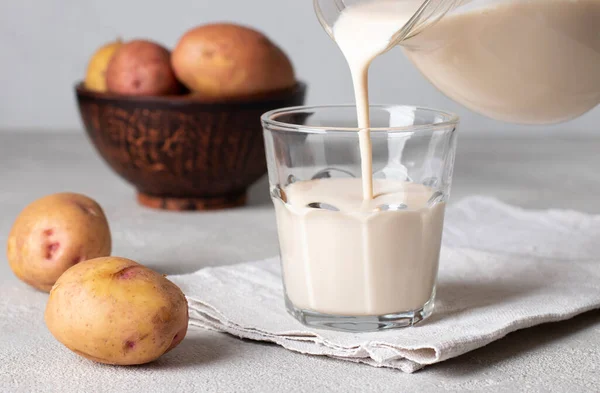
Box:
<box><xmin>262</xmin><ymin>105</ymin><xmax>459</xmax><ymax>332</ymax></box>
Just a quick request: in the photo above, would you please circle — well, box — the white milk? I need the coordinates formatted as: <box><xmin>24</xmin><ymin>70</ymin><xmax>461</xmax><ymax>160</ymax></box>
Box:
<box><xmin>274</xmin><ymin>178</ymin><xmax>445</xmax><ymax>316</ymax></box>
<box><xmin>333</xmin><ymin>0</ymin><xmax>422</xmax><ymax>200</ymax></box>
<box><xmin>272</xmin><ymin>0</ymin><xmax>444</xmax><ymax>317</ymax></box>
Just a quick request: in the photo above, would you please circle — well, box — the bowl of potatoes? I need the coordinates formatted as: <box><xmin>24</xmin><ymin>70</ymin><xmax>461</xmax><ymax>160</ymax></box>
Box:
<box><xmin>76</xmin><ymin>23</ymin><xmax>306</xmax><ymax>211</ymax></box>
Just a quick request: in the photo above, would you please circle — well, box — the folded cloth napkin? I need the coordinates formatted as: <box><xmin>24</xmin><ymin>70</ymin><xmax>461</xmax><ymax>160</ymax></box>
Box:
<box><xmin>169</xmin><ymin>196</ymin><xmax>600</xmax><ymax>373</ymax></box>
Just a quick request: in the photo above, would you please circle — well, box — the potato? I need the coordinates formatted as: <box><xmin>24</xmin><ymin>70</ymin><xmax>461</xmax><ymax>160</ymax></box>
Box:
<box><xmin>84</xmin><ymin>39</ymin><xmax>123</xmax><ymax>92</ymax></box>
<box><xmin>106</xmin><ymin>39</ymin><xmax>180</xmax><ymax>96</ymax></box>
<box><xmin>7</xmin><ymin>193</ymin><xmax>111</xmax><ymax>292</ymax></box>
<box><xmin>172</xmin><ymin>23</ymin><xmax>296</xmax><ymax>98</ymax></box>
<box><xmin>45</xmin><ymin>257</ymin><xmax>188</xmax><ymax>365</ymax></box>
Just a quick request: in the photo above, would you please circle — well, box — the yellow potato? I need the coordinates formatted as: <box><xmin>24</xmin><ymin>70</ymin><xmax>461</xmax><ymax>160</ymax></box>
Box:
<box><xmin>85</xmin><ymin>39</ymin><xmax>123</xmax><ymax>92</ymax></box>
<box><xmin>45</xmin><ymin>257</ymin><xmax>189</xmax><ymax>365</ymax></box>
<box><xmin>172</xmin><ymin>23</ymin><xmax>296</xmax><ymax>98</ymax></box>
<box><xmin>7</xmin><ymin>193</ymin><xmax>111</xmax><ymax>292</ymax></box>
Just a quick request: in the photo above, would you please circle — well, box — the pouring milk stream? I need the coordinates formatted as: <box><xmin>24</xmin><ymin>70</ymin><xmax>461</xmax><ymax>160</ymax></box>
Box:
<box><xmin>332</xmin><ymin>0</ymin><xmax>424</xmax><ymax>199</ymax></box>
<box><xmin>319</xmin><ymin>0</ymin><xmax>600</xmax><ymax>200</ymax></box>
<box><xmin>274</xmin><ymin>1</ymin><xmax>450</xmax><ymax>317</ymax></box>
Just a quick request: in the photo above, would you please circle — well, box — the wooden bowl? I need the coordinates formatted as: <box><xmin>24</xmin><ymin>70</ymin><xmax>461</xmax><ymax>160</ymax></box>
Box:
<box><xmin>75</xmin><ymin>82</ymin><xmax>306</xmax><ymax>211</ymax></box>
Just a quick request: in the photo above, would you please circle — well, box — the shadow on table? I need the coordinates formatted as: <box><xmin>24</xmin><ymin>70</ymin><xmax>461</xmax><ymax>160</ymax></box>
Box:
<box><xmin>247</xmin><ymin>176</ymin><xmax>271</xmax><ymax>207</ymax></box>
<box><xmin>428</xmin><ymin>309</ymin><xmax>600</xmax><ymax>375</ymax></box>
<box><xmin>426</xmin><ymin>271</ymin><xmax>548</xmax><ymax>325</ymax></box>
<box><xmin>144</xmin><ymin>332</ymin><xmax>235</xmax><ymax>370</ymax></box>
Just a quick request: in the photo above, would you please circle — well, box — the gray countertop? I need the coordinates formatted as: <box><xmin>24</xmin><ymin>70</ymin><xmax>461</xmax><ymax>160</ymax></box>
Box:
<box><xmin>1</xmin><ymin>131</ymin><xmax>599</xmax><ymax>392</ymax></box>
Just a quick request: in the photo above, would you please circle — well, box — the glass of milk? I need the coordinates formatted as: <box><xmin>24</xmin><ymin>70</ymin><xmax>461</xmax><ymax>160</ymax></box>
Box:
<box><xmin>262</xmin><ymin>105</ymin><xmax>459</xmax><ymax>332</ymax></box>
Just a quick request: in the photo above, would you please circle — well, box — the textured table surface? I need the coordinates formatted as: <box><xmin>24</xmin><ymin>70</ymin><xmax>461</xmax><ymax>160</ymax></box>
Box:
<box><xmin>0</xmin><ymin>131</ymin><xmax>599</xmax><ymax>392</ymax></box>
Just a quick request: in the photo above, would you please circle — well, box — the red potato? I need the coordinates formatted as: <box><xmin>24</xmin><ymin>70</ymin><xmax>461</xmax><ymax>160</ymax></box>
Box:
<box><xmin>7</xmin><ymin>193</ymin><xmax>111</xmax><ymax>292</ymax></box>
<box><xmin>106</xmin><ymin>39</ymin><xmax>181</xmax><ymax>96</ymax></box>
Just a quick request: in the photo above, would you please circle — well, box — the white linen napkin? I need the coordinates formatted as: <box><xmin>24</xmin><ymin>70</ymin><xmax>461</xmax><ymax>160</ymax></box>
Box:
<box><xmin>169</xmin><ymin>197</ymin><xmax>600</xmax><ymax>373</ymax></box>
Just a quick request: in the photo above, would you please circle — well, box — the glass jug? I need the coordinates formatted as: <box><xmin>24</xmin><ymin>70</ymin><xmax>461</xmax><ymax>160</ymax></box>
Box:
<box><xmin>315</xmin><ymin>0</ymin><xmax>600</xmax><ymax>125</ymax></box>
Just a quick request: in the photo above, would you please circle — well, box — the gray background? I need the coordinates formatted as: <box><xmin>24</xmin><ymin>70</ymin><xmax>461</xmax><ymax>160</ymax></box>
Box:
<box><xmin>1</xmin><ymin>0</ymin><xmax>598</xmax><ymax>134</ymax></box>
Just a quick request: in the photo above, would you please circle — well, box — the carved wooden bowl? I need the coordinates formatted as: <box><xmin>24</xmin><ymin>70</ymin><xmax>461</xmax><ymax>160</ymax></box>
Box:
<box><xmin>76</xmin><ymin>82</ymin><xmax>306</xmax><ymax>211</ymax></box>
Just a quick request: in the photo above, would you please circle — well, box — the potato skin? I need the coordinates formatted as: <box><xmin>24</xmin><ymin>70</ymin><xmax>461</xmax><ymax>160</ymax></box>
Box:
<box><xmin>45</xmin><ymin>257</ymin><xmax>189</xmax><ymax>365</ymax></box>
<box><xmin>7</xmin><ymin>193</ymin><xmax>111</xmax><ymax>292</ymax></box>
<box><xmin>84</xmin><ymin>39</ymin><xmax>123</xmax><ymax>92</ymax></box>
<box><xmin>172</xmin><ymin>23</ymin><xmax>296</xmax><ymax>98</ymax></box>
<box><xmin>106</xmin><ymin>39</ymin><xmax>180</xmax><ymax>96</ymax></box>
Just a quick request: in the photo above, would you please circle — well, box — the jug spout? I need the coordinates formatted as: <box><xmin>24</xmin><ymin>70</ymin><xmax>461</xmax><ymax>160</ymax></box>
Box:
<box><xmin>314</xmin><ymin>0</ymin><xmax>466</xmax><ymax>47</ymax></box>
